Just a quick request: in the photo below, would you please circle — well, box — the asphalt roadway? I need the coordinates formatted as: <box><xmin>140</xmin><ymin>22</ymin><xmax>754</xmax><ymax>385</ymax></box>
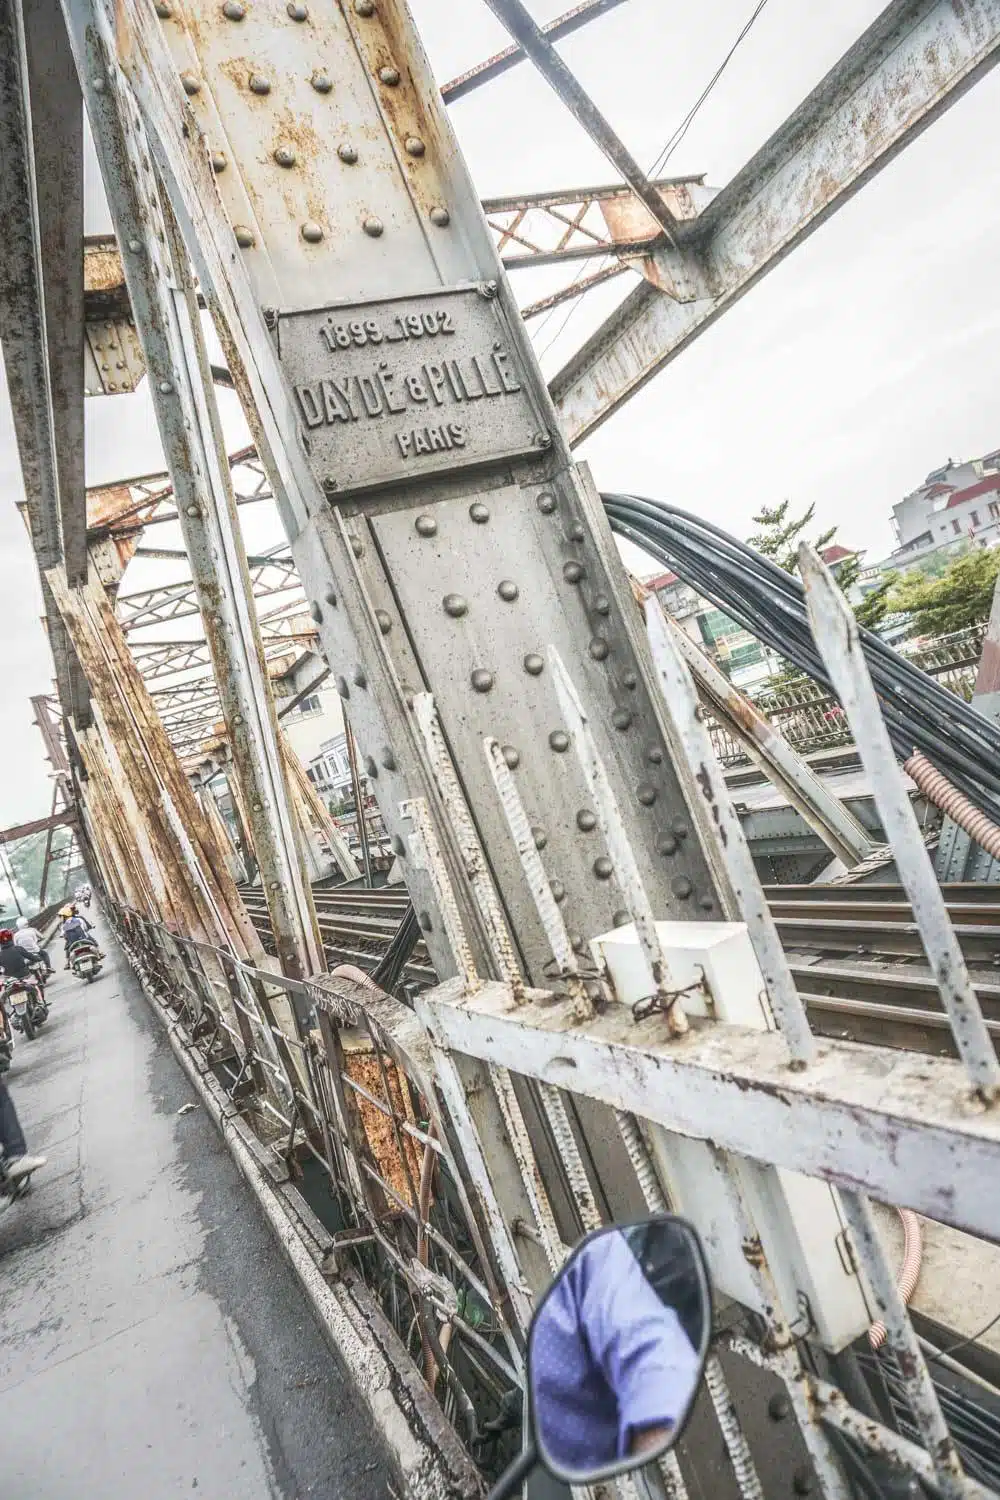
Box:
<box><xmin>0</xmin><ymin>924</ymin><xmax>393</xmax><ymax>1499</ymax></box>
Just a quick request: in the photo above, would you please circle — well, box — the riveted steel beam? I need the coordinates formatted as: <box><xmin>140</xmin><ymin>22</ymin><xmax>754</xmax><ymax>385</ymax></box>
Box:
<box><xmin>552</xmin><ymin>0</ymin><xmax>1000</xmax><ymax>441</ymax></box>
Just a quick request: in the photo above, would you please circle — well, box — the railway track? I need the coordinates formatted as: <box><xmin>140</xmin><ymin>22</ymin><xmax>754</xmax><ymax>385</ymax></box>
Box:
<box><xmin>242</xmin><ymin>882</ymin><xmax>1000</xmax><ymax>1057</ymax></box>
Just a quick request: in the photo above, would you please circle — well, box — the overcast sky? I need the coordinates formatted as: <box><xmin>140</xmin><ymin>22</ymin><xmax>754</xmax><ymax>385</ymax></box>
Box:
<box><xmin>2</xmin><ymin>0</ymin><xmax>1000</xmax><ymax>826</ymax></box>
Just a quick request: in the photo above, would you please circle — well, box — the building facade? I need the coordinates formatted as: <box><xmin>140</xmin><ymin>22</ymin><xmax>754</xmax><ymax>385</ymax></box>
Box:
<box><xmin>886</xmin><ymin>449</ymin><xmax>1000</xmax><ymax>571</ymax></box>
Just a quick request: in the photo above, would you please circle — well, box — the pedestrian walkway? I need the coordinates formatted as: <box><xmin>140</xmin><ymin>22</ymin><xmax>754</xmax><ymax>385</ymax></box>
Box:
<box><xmin>0</xmin><ymin>920</ymin><xmax>392</xmax><ymax>1499</ymax></box>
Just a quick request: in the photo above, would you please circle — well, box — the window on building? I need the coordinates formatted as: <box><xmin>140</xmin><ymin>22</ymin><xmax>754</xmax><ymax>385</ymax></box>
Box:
<box><xmin>952</xmin><ymin>519</ymin><xmax>961</xmax><ymax>534</ymax></box>
<box><xmin>290</xmin><ymin>693</ymin><xmax>321</xmax><ymax>717</ymax></box>
<box><xmin>990</xmin><ymin>502</ymin><xmax>1000</xmax><ymax>520</ymax></box>
<box><xmin>971</xmin><ymin>511</ymin><xmax>981</xmax><ymax>528</ymax></box>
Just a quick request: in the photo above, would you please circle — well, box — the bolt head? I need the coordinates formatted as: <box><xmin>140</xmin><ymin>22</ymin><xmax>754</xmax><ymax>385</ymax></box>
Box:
<box><xmin>287</xmin><ymin>0</ymin><xmax>308</xmax><ymax>16</ymax></box>
<box><xmin>336</xmin><ymin>676</ymin><xmax>350</xmax><ymax>699</ymax></box>
<box><xmin>671</xmin><ymin>876</ymin><xmax>693</xmax><ymax>899</ymax></box>
<box><xmin>576</xmin><ymin>810</ymin><xmax>596</xmax><ymax>832</ymax></box>
<box><xmin>443</xmin><ymin>594</ymin><xmax>467</xmax><ymax>618</ymax></box>
<box><xmin>589</xmin><ymin>638</ymin><xmax>609</xmax><ymax>662</ymax></box>
<box><xmin>429</xmin><ymin>206</ymin><xmax>450</xmax><ymax>227</ymax></box>
<box><xmin>127</xmin><ymin>238</ymin><xmax>142</xmax><ymax>253</ymax></box>
<box><xmin>363</xmin><ymin>756</ymin><xmax>378</xmax><ymax>779</ymax></box>
<box><xmin>324</xmin><ymin>587</ymin><xmax>337</xmax><ymax>607</ymax></box>
<box><xmin>567</xmin><ymin>521</ymin><xmax>584</xmax><ymax>541</ymax></box>
<box><xmin>612</xmin><ymin>709</ymin><xmax>632</xmax><ymax>731</ymax></box>
<box><xmin>181</xmin><ymin>72</ymin><xmax>201</xmax><ymax>95</ymax></box>
<box><xmin>418</xmin><ymin>910</ymin><xmax>433</xmax><ymax>932</ymax></box>
<box><xmin>311</xmin><ymin>71</ymin><xmax>332</xmax><ymax>93</ymax></box>
<box><xmin>613</xmin><ymin>909</ymin><xmax>631</xmax><ymax>927</ymax></box>
<box><xmin>594</xmin><ymin>593</ymin><xmax>610</xmax><ymax>616</ymax></box>
<box><xmin>234</xmin><ymin>225</ymin><xmax>255</xmax><ymax>248</ymax></box>
<box><xmin>593</xmin><ymin>857</ymin><xmax>614</xmax><ymax>881</ymax></box>
<box><xmin>337</xmin><ymin>143</ymin><xmax>358</xmax><ymax>164</ymax></box>
<box><xmin>185</xmin><ymin>504</ymin><xmax>201</xmax><ymax>518</ymax></box>
<box><xmin>502</xmin><ymin>745</ymin><xmax>520</xmax><ymax>769</ymax></box>
<box><xmin>159</xmin><ymin>379</ymin><xmax>174</xmax><ymax>394</ymax></box>
<box><xmin>154</xmin><ymin>1</ymin><xmax>172</xmax><ymax>15</ymax></box>
<box><xmin>549</xmin><ymin>730</ymin><xmax>569</xmax><ymax>753</ymax></box>
<box><xmin>532</xmin><ymin>827</ymin><xmax>547</xmax><ymax>850</ymax></box>
<box><xmin>354</xmin><ymin>0</ymin><xmax>375</xmax><ymax>12</ymax></box>
<box><xmin>497</xmin><ymin>580</ymin><xmax>518</xmax><ymax>602</ymax></box>
<box><xmin>550</xmin><ymin>880</ymin><xmax>566</xmax><ymax>904</ymax></box>
<box><xmin>353</xmin><ymin>666</ymin><xmax>367</xmax><ymax>688</ymax></box>
<box><xmin>375</xmin><ymin>609</ymin><xmax>392</xmax><ymax>634</ymax></box>
<box><xmin>274</xmin><ymin>144</ymin><xmax>297</xmax><ymax>167</ymax></box>
<box><xmin>523</xmin><ymin>654</ymin><xmax>544</xmax><ymax>677</ymax></box>
<box><xmin>563</xmin><ymin>560</ymin><xmax>584</xmax><ymax>584</ymax></box>
<box><xmin>309</xmin><ymin>602</ymin><xmax>323</xmax><ymax>624</ymax></box>
<box><xmin>478</xmin><ymin>280</ymin><xmax>498</xmax><ymax>299</ymax></box>
<box><xmin>414</xmin><ymin>513</ymin><xmax>437</xmax><ymax>537</ymax></box>
<box><xmin>301</xmin><ymin>220</ymin><xmax>324</xmax><ymax>243</ymax></box>
<box><xmin>211</xmin><ymin>152</ymin><xmax>228</xmax><ymax>173</ymax></box>
<box><xmin>469</xmin><ymin>502</ymin><xmax>489</xmax><ymax>524</ymax></box>
<box><xmin>405</xmin><ymin>136</ymin><xmax>425</xmax><ymax>156</ymax></box>
<box><xmin>536</xmin><ymin>492</ymin><xmax>556</xmax><ymax>515</ymax></box>
<box><xmin>249</xmin><ymin>73</ymin><xmax>271</xmax><ymax>94</ymax></box>
<box><xmin>378</xmin><ymin>66</ymin><xmax>400</xmax><ymax>85</ymax></box>
<box><xmin>381</xmin><ymin>747</ymin><xmax>397</xmax><ymax>771</ymax></box>
<box><xmin>223</xmin><ymin>0</ymin><xmax>245</xmax><ymax>18</ymax></box>
<box><xmin>637</xmin><ymin>783</ymin><xmax>657</xmax><ymax>807</ymax></box>
<box><xmin>657</xmin><ymin>833</ymin><xmax>678</xmax><ymax>857</ymax></box>
<box><xmin>363</xmin><ymin>215</ymin><xmax>384</xmax><ymax>238</ymax></box>
<box><xmin>533</xmin><ymin>430</ymin><xmax>552</xmax><ymax>449</ymax></box>
<box><xmin>471</xmin><ymin>669</ymin><xmax>494</xmax><ymax>694</ymax></box>
<box><xmin>647</xmin><ymin>745</ymin><xmax>664</xmax><ymax>764</ymax></box>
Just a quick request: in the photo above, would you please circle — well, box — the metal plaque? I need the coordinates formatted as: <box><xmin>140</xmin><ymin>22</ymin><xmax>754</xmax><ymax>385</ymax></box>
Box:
<box><xmin>277</xmin><ymin>285</ymin><xmax>547</xmax><ymax>496</ymax></box>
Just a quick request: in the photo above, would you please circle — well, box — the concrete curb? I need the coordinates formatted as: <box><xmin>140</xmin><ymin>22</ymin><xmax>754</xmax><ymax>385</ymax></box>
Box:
<box><xmin>131</xmin><ymin>962</ymin><xmax>483</xmax><ymax>1500</ymax></box>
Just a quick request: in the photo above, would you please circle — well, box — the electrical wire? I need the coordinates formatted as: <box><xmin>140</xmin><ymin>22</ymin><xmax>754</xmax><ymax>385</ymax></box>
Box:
<box><xmin>602</xmin><ymin>491</ymin><xmax>1000</xmax><ymax>827</ymax></box>
<box><xmin>927</xmin><ymin>1308</ymin><xmax>1000</xmax><ymax>1364</ymax></box>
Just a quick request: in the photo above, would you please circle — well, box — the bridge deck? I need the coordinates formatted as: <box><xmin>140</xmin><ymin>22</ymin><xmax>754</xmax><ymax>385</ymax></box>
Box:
<box><xmin>0</xmin><ymin>919</ymin><xmax>391</xmax><ymax>1500</ymax></box>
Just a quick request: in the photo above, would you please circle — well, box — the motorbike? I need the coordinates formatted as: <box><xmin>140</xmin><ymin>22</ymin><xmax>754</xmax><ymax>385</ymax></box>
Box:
<box><xmin>487</xmin><ymin>1215</ymin><xmax>712</xmax><ymax>1500</ymax></box>
<box><xmin>0</xmin><ymin>1001</ymin><xmax>12</xmax><ymax>1075</ymax></box>
<box><xmin>2</xmin><ymin>977</ymin><xmax>49</xmax><ymax>1041</ymax></box>
<box><xmin>69</xmin><ymin>936</ymin><xmax>103</xmax><ymax>983</ymax></box>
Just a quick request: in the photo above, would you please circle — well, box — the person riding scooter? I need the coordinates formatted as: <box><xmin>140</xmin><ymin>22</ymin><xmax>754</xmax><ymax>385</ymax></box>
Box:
<box><xmin>0</xmin><ymin>929</ymin><xmax>36</xmax><ymax>983</ymax></box>
<box><xmin>14</xmin><ymin>916</ymin><xmax>52</xmax><ymax>977</ymax></box>
<box><xmin>60</xmin><ymin>905</ymin><xmax>102</xmax><ymax>968</ymax></box>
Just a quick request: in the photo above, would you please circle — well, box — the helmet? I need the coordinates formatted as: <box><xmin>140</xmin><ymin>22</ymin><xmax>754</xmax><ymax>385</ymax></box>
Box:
<box><xmin>59</xmin><ymin>905</ymin><xmax>73</xmax><ymax>918</ymax></box>
<box><xmin>0</xmin><ymin>930</ymin><xmax>13</xmax><ymax>945</ymax></box>
<box><xmin>15</xmin><ymin>917</ymin><xmax>27</xmax><ymax>929</ymax></box>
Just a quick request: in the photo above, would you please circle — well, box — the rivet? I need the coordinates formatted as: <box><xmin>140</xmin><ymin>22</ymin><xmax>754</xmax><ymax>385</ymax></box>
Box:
<box><xmin>405</xmin><ymin>136</ymin><xmax>425</xmax><ymax>156</ymax></box>
<box><xmin>301</xmin><ymin>221</ymin><xmax>324</xmax><ymax>243</ymax></box>
<box><xmin>185</xmin><ymin>505</ymin><xmax>201</xmax><ymax>518</ymax></box>
<box><xmin>92</xmin><ymin>77</ymin><xmax>106</xmax><ymax>92</ymax></box>
<box><xmin>234</xmin><ymin>225</ymin><xmax>256</xmax><ymax>248</ymax></box>
<box><xmin>223</xmin><ymin>0</ymin><xmax>245</xmax><ymax>17</ymax></box>
<box><xmin>469</xmin><ymin>502</ymin><xmax>489</xmax><ymax>523</ymax></box>
<box><xmin>379</xmin><ymin>66</ymin><xmax>400</xmax><ymax>85</ymax></box>
<box><xmin>181</xmin><ymin>72</ymin><xmax>201</xmax><ymax>95</ymax></box>
<box><xmin>576</xmin><ymin>809</ymin><xmax>596</xmax><ymax>832</ymax></box>
<box><xmin>311</xmin><ymin>72</ymin><xmax>332</xmax><ymax>93</ymax></box>
<box><xmin>309</xmin><ymin>601</ymin><xmax>323</xmax><ymax>624</ymax></box>
<box><xmin>567</xmin><ymin>521</ymin><xmax>584</xmax><ymax>541</ymax></box>
<box><xmin>613</xmin><ymin>909</ymin><xmax>630</xmax><ymax>928</ymax></box>
<box><xmin>155</xmin><ymin>1</ymin><xmax>172</xmax><ymax>14</ymax></box>
<box><xmin>355</xmin><ymin>0</ymin><xmax>374</xmax><ymax>11</ymax></box>
<box><xmin>429</xmin><ymin>206</ymin><xmax>450</xmax><ymax>227</ymax></box>
<box><xmin>497</xmin><ymin>580</ymin><xmax>519</xmax><ymax>602</ymax></box>
<box><xmin>338</xmin><ymin>143</ymin><xmax>358</xmax><ymax>164</ymax></box>
<box><xmin>287</xmin><ymin>0</ymin><xmax>308</xmax><ymax>16</ymax></box>
<box><xmin>127</xmin><ymin>238</ymin><xmax>142</xmax><ymax>253</ymax></box>
<box><xmin>336</xmin><ymin>676</ymin><xmax>350</xmax><ymax>699</ymax></box>
<box><xmin>323</xmin><ymin>587</ymin><xmax>337</xmax><ymax>607</ymax></box>
<box><xmin>249</xmin><ymin>73</ymin><xmax>271</xmax><ymax>94</ymax></box>
<box><xmin>274</xmin><ymin>144</ymin><xmax>297</xmax><ymax>167</ymax></box>
<box><xmin>363</xmin><ymin>215</ymin><xmax>384</xmax><ymax>237</ymax></box>
<box><xmin>375</xmin><ymin>610</ymin><xmax>392</xmax><ymax>634</ymax></box>
<box><xmin>415</xmin><ymin>513</ymin><xmax>437</xmax><ymax>537</ymax></box>
<box><xmin>391</xmin><ymin>835</ymin><xmax>406</xmax><ymax>858</ymax></box>
<box><xmin>550</xmin><ymin>880</ymin><xmax>566</xmax><ymax>904</ymax></box>
<box><xmin>353</xmin><ymin>666</ymin><xmax>367</xmax><ymax>688</ymax></box>
<box><xmin>589</xmin><ymin>638</ymin><xmax>609</xmax><ymax>662</ymax></box>
<box><xmin>159</xmin><ymin>379</ymin><xmax>174</xmax><ymax>394</ymax></box>
<box><xmin>637</xmin><ymin>784</ymin><xmax>657</xmax><ymax>807</ymax></box>
<box><xmin>350</xmin><ymin>535</ymin><xmax>364</xmax><ymax>558</ymax></box>
<box><xmin>443</xmin><ymin>594</ymin><xmax>467</xmax><ymax>618</ymax></box>
<box><xmin>211</xmin><ymin>152</ymin><xmax>228</xmax><ymax>173</ymax></box>
<box><xmin>594</xmin><ymin>594</ymin><xmax>610</xmax><ymax>616</ymax></box>
<box><xmin>533</xmin><ymin>430</ymin><xmax>552</xmax><ymax>449</ymax></box>
<box><xmin>537</xmin><ymin>492</ymin><xmax>557</xmax><ymax>515</ymax></box>
<box><xmin>672</xmin><ymin>818</ymin><xmax>689</xmax><ymax>839</ymax></box>
<box><xmin>657</xmin><ymin>833</ymin><xmax>678</xmax><ymax>857</ymax></box>
<box><xmin>792</xmin><ymin>1466</ymin><xmax>815</xmax><ymax>1496</ymax></box>
<box><xmin>699</xmin><ymin>895</ymin><xmax>714</xmax><ymax>911</ymax></box>
<box><xmin>418</xmin><ymin>910</ymin><xmax>433</xmax><ymax>932</ymax></box>
<box><xmin>593</xmin><ymin>856</ymin><xmax>614</xmax><ymax>881</ymax></box>
<box><xmin>532</xmin><ymin>827</ymin><xmax>547</xmax><ymax>850</ymax></box>
<box><xmin>563</xmin><ymin>560</ymin><xmax>584</xmax><ymax>584</ymax></box>
<box><xmin>502</xmin><ymin>745</ymin><xmax>520</xmax><ymax>769</ymax></box>
<box><xmin>549</xmin><ymin>730</ymin><xmax>569</xmax><ymax>753</ymax></box>
<box><xmin>363</xmin><ymin>756</ymin><xmax>378</xmax><ymax>779</ymax></box>
<box><xmin>672</xmin><ymin>876</ymin><xmax>693</xmax><ymax>899</ymax></box>
<box><xmin>612</xmin><ymin>709</ymin><xmax>632</xmax><ymax>731</ymax></box>
<box><xmin>623</xmin><ymin>670</ymin><xmax>637</xmax><ymax>689</ymax></box>
<box><xmin>647</xmin><ymin>746</ymin><xmax>664</xmax><ymax>764</ymax></box>
<box><xmin>471</xmin><ymin>669</ymin><xmax>494</xmax><ymax>694</ymax></box>
<box><xmin>524</xmin><ymin>654</ymin><xmax>544</xmax><ymax>677</ymax></box>
<box><xmin>381</xmin><ymin>748</ymin><xmax>397</xmax><ymax>771</ymax></box>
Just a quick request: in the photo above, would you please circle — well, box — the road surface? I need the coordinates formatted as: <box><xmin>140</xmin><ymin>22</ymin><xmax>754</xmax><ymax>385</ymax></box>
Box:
<box><xmin>0</xmin><ymin>923</ymin><xmax>393</xmax><ymax>1499</ymax></box>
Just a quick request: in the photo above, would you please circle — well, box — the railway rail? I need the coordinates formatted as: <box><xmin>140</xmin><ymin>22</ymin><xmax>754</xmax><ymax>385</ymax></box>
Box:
<box><xmin>242</xmin><ymin>881</ymin><xmax>1000</xmax><ymax>1060</ymax></box>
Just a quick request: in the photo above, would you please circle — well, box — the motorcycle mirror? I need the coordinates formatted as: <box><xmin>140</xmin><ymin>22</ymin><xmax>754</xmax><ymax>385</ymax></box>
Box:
<box><xmin>487</xmin><ymin>1215</ymin><xmax>712</xmax><ymax>1499</ymax></box>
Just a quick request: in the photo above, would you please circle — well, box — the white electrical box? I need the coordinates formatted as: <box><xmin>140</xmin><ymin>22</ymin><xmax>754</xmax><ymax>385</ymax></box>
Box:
<box><xmin>591</xmin><ymin>920</ymin><xmax>873</xmax><ymax>1351</ymax></box>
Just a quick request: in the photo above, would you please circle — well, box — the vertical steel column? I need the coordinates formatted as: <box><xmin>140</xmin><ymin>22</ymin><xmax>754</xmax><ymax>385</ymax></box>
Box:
<box><xmin>53</xmin><ymin>13</ymin><xmax>322</xmax><ymax>980</ymax></box>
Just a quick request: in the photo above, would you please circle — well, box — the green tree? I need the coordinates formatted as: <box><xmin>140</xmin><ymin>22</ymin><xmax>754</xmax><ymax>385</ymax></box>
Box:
<box><xmin>854</xmin><ymin>570</ymin><xmax>899</xmax><ymax>631</ymax></box>
<box><xmin>747</xmin><ymin>500</ymin><xmax>836</xmax><ymax>574</ymax></box>
<box><xmin>885</xmin><ymin>547</ymin><xmax>1000</xmax><ymax>635</ymax></box>
<box><xmin>2</xmin><ymin>827</ymin><xmax>76</xmax><ymax>914</ymax></box>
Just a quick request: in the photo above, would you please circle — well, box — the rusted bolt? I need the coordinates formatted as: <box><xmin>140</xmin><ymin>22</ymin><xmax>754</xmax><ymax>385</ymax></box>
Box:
<box><xmin>355</xmin><ymin>0</ymin><xmax>375</xmax><ymax>11</ymax></box>
<box><xmin>536</xmin><ymin>492</ymin><xmax>556</xmax><ymax>515</ymax></box>
<box><xmin>429</xmin><ymin>206</ymin><xmax>450</xmax><ymax>227</ymax></box>
<box><xmin>274</xmin><ymin>144</ymin><xmax>296</xmax><ymax>167</ymax></box>
<box><xmin>378</xmin><ymin>65</ymin><xmax>400</xmax><ymax>85</ymax></box>
<box><xmin>181</xmin><ymin>72</ymin><xmax>201</xmax><ymax>95</ymax></box>
<box><xmin>404</xmin><ymin>136</ymin><xmax>425</xmax><ymax>156</ymax></box>
<box><xmin>211</xmin><ymin>152</ymin><xmax>228</xmax><ymax>173</ymax></box>
<box><xmin>533</xmin><ymin>430</ymin><xmax>552</xmax><ymax>449</ymax></box>
<box><xmin>301</xmin><ymin>221</ymin><xmax>324</xmax><ymax>243</ymax></box>
<box><xmin>249</xmin><ymin>73</ymin><xmax>271</xmax><ymax>95</ymax></box>
<box><xmin>185</xmin><ymin>505</ymin><xmax>201</xmax><ymax>518</ymax></box>
<box><xmin>222</xmin><ymin>0</ymin><xmax>245</xmax><ymax>19</ymax></box>
<box><xmin>478</xmin><ymin>280</ymin><xmax>498</xmax><ymax>298</ymax></box>
<box><xmin>234</xmin><ymin>225</ymin><xmax>255</xmax><ymax>248</ymax></box>
<box><xmin>286</xmin><ymin>0</ymin><xmax>308</xmax><ymax>16</ymax></box>
<box><xmin>363</xmin><ymin>215</ymin><xmax>384</xmax><ymax>237</ymax></box>
<box><xmin>155</xmin><ymin>1</ymin><xmax>172</xmax><ymax>14</ymax></box>
<box><xmin>338</xmin><ymin>143</ymin><xmax>358</xmax><ymax>164</ymax></box>
<box><xmin>311</xmin><ymin>71</ymin><xmax>332</xmax><ymax>93</ymax></box>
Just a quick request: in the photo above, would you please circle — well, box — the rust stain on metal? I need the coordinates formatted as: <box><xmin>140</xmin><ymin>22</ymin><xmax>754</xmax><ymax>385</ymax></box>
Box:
<box><xmin>344</xmin><ymin>1041</ymin><xmax>423</xmax><ymax>1205</ymax></box>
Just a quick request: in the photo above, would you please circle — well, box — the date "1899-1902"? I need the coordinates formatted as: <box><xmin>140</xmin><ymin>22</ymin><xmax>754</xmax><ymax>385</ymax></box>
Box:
<box><xmin>320</xmin><ymin>308</ymin><xmax>455</xmax><ymax>351</ymax></box>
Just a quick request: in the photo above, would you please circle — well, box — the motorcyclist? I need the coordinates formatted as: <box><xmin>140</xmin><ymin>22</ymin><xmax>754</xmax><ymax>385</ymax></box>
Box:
<box><xmin>13</xmin><ymin>915</ymin><xmax>52</xmax><ymax>976</ymax></box>
<box><xmin>0</xmin><ymin>928</ymin><xmax>35</xmax><ymax>982</ymax></box>
<box><xmin>61</xmin><ymin>905</ymin><xmax>102</xmax><ymax>968</ymax></box>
